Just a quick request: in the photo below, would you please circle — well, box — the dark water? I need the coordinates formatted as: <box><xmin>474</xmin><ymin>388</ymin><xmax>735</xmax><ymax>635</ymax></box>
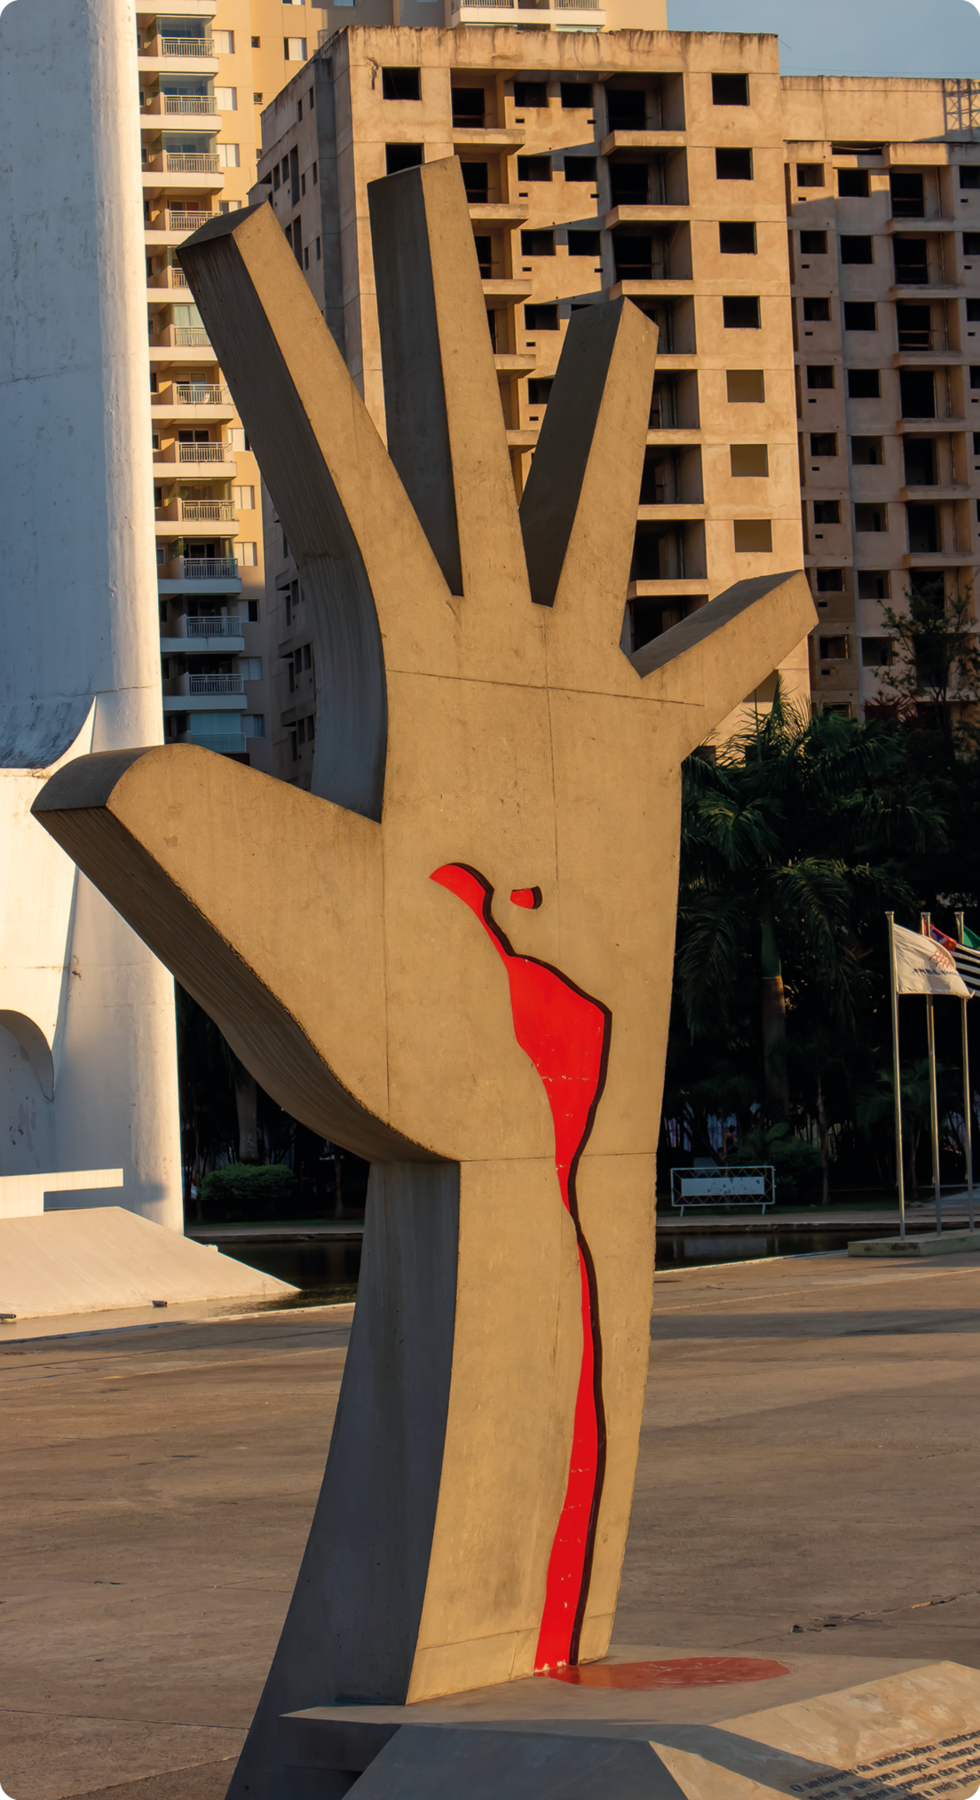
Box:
<box><xmin>228</xmin><ymin>1227</ymin><xmax>859</xmax><ymax>1310</ymax></box>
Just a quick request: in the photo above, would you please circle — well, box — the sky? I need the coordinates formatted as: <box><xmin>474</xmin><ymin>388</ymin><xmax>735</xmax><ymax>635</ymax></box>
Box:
<box><xmin>666</xmin><ymin>0</ymin><xmax>980</xmax><ymax>78</ymax></box>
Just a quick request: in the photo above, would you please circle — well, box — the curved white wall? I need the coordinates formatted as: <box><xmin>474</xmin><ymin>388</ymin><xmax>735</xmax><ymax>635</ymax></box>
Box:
<box><xmin>0</xmin><ymin>0</ymin><xmax>183</xmax><ymax>1227</ymax></box>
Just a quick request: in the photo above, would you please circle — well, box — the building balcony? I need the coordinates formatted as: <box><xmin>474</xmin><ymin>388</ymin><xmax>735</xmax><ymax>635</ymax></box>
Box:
<box><xmin>452</xmin><ymin>126</ymin><xmax>525</xmax><ymax>151</ymax></box>
<box><xmin>601</xmin><ymin>131</ymin><xmax>687</xmax><ymax>156</ymax></box>
<box><xmin>897</xmin><ymin>416</ymin><xmax>971</xmax><ymax>433</ymax></box>
<box><xmin>468</xmin><ymin>201</ymin><xmax>529</xmax><ymax>226</ymax></box>
<box><xmin>604</xmin><ymin>205</ymin><xmax>691</xmax><ymax>229</ymax></box>
<box><xmin>154</xmin><ymin>444</ymin><xmax>237</xmax><ymax>476</ymax></box>
<box><xmin>450</xmin><ymin>0</ymin><xmax>605</xmax><ymax>22</ymax></box>
<box><xmin>168</xmin><ymin>208</ymin><xmax>214</xmax><ymax>232</ymax></box>
<box><xmin>141</xmin><ymin>96</ymin><xmax>221</xmax><ymax>122</ymax></box>
<box><xmin>179</xmin><ymin>733</ymin><xmax>248</xmax><ymax>754</ymax></box>
<box><xmin>160</xmin><ymin>617</ymin><xmax>245</xmax><ymax>654</ymax></box>
<box><xmin>142</xmin><ymin>167</ymin><xmax>223</xmax><ymax>199</ymax></box>
<box><xmin>627</xmin><ymin>578</ymin><xmax>710</xmax><ymax>600</ymax></box>
<box><xmin>151</xmin><ymin>324</ymin><xmax>213</xmax><ymax>349</ymax></box>
<box><xmin>482</xmin><ymin>276</ymin><xmax>533</xmax><ymax>299</ymax></box>
<box><xmin>147</xmin><ymin>266</ymin><xmax>191</xmax><ymax>296</ymax></box>
<box><xmin>158</xmin><ymin>556</ymin><xmax>242</xmax><ymax>596</ymax></box>
<box><xmin>607</xmin><ymin>277</ymin><xmax>694</xmax><ymax>299</ymax></box>
<box><xmin>176</xmin><ymin>672</ymin><xmax>245</xmax><ymax>697</ymax></box>
<box><xmin>900</xmin><ymin>550</ymin><xmax>974</xmax><ymax>567</ymax></box>
<box><xmin>494</xmin><ymin>351</ymin><xmax>537</xmax><ymax>372</ymax></box>
<box><xmin>151</xmin><ymin>383</ymin><xmax>234</xmax><ymax>422</ymax></box>
<box><xmin>138</xmin><ymin>48</ymin><xmax>219</xmax><ymax>76</ymax></box>
<box><xmin>636</xmin><ymin>502</ymin><xmax>706</xmax><ymax>522</ymax></box>
<box><xmin>155</xmin><ymin>501</ymin><xmax>238</xmax><ymax>529</ymax></box>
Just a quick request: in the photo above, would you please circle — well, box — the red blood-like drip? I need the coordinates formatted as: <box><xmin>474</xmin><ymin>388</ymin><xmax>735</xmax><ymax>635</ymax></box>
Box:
<box><xmin>431</xmin><ymin>863</ymin><xmax>611</xmax><ymax>1671</ymax></box>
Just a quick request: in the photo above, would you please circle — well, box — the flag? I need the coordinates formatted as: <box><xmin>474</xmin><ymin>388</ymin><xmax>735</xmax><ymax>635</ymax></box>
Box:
<box><xmin>893</xmin><ymin>923</ymin><xmax>971</xmax><ymax>999</ymax></box>
<box><xmin>929</xmin><ymin>925</ymin><xmax>980</xmax><ymax>998</ymax></box>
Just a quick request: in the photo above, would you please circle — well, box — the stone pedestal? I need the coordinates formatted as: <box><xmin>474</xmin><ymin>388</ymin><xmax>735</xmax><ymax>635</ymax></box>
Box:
<box><xmin>277</xmin><ymin>1650</ymin><xmax>980</xmax><ymax>1800</ymax></box>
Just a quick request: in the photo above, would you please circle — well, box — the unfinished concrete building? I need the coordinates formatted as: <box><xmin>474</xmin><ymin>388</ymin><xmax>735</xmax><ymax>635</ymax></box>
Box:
<box><xmin>252</xmin><ymin>25</ymin><xmax>809</xmax><ymax>784</ymax></box>
<box><xmin>786</xmin><ymin>78</ymin><xmax>980</xmax><ymax>716</ymax></box>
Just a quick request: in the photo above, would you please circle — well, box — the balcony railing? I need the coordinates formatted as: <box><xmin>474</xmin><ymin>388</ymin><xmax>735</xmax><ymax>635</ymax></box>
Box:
<box><xmin>166</xmin><ymin>152</ymin><xmax>221</xmax><ymax>174</ymax></box>
<box><xmin>185</xmin><ymin>614</ymin><xmax>242</xmax><ymax>636</ymax></box>
<box><xmin>185</xmin><ymin>674</ymin><xmax>244</xmax><ymax>695</ymax></box>
<box><xmin>149</xmin><ymin>267</ymin><xmax>189</xmax><ymax>290</ymax></box>
<box><xmin>184</xmin><ymin>733</ymin><xmax>247</xmax><ymax>753</ymax></box>
<box><xmin>177</xmin><ymin>442</ymin><xmax>228</xmax><ymax>462</ymax></box>
<box><xmin>168</xmin><ymin>209</ymin><xmax>211</xmax><ymax>231</ymax></box>
<box><xmin>173</xmin><ymin>383</ymin><xmax>228</xmax><ymax>404</ymax></box>
<box><xmin>164</xmin><ymin>95</ymin><xmax>219</xmax><ymax>115</ymax></box>
<box><xmin>181</xmin><ymin>500</ymin><xmax>236</xmax><ymax>522</ymax></box>
<box><xmin>899</xmin><ymin>330</ymin><xmax>933</xmax><ymax>350</ymax></box>
<box><xmin>179</xmin><ymin>557</ymin><xmax>239</xmax><ymax>580</ymax></box>
<box><xmin>161</xmin><ymin>37</ymin><xmax>215</xmax><ymax>56</ymax></box>
<box><xmin>174</xmin><ymin>327</ymin><xmax>212</xmax><ymax>346</ymax></box>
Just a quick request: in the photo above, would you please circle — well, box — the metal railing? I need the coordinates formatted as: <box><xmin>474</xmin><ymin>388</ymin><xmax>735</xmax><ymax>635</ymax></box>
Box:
<box><xmin>187</xmin><ymin>674</ymin><xmax>244</xmax><ymax>694</ymax></box>
<box><xmin>556</xmin><ymin>0</ymin><xmax>602</xmax><ymax>8</ymax></box>
<box><xmin>179</xmin><ymin>557</ymin><xmax>239</xmax><ymax>580</ymax></box>
<box><xmin>174</xmin><ymin>327</ymin><xmax>212</xmax><ymax>346</ymax></box>
<box><xmin>184</xmin><ymin>733</ymin><xmax>247</xmax><ymax>753</ymax></box>
<box><xmin>181</xmin><ymin>500</ymin><xmax>235</xmax><ymax>522</ymax></box>
<box><xmin>168</xmin><ymin>210</ymin><xmax>211</xmax><ymax>231</ymax></box>
<box><xmin>164</xmin><ymin>95</ymin><xmax>219</xmax><ymax>115</ymax></box>
<box><xmin>177</xmin><ymin>443</ymin><xmax>228</xmax><ymax>462</ymax></box>
<box><xmin>166</xmin><ymin>152</ymin><xmax>220</xmax><ymax>174</ymax></box>
<box><xmin>174</xmin><ymin>383</ymin><xmax>228</xmax><ymax>404</ymax></box>
<box><xmin>185</xmin><ymin>615</ymin><xmax>241</xmax><ymax>636</ymax></box>
<box><xmin>161</xmin><ymin>37</ymin><xmax>215</xmax><ymax>56</ymax></box>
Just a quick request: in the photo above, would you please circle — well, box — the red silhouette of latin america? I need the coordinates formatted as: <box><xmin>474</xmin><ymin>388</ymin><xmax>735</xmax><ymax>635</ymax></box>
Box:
<box><xmin>431</xmin><ymin>863</ymin><xmax>611</xmax><ymax>1670</ymax></box>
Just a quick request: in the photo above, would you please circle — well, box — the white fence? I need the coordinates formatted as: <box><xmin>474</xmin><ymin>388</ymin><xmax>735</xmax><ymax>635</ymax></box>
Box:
<box><xmin>669</xmin><ymin>1164</ymin><xmax>775</xmax><ymax>1215</ymax></box>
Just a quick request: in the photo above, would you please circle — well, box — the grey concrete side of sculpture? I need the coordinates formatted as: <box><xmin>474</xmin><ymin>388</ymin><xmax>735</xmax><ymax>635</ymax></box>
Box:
<box><xmin>34</xmin><ymin>158</ymin><xmax>817</xmax><ymax>1800</ymax></box>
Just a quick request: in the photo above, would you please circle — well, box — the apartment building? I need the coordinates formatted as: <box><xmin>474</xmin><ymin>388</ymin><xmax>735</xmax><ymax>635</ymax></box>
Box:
<box><xmin>785</xmin><ymin>79</ymin><xmax>980</xmax><ymax>716</ymax></box>
<box><xmin>138</xmin><ymin>0</ymin><xmax>328</xmax><ymax>768</ymax></box>
<box><xmin>253</xmin><ymin>25</ymin><xmax>810</xmax><ymax>785</ymax></box>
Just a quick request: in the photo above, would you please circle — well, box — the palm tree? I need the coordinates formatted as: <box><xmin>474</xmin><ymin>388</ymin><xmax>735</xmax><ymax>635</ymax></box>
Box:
<box><xmin>676</xmin><ymin>687</ymin><xmax>942</xmax><ymax>1116</ymax></box>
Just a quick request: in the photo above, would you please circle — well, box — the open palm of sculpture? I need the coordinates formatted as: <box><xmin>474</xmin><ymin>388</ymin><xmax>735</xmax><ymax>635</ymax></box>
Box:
<box><xmin>36</xmin><ymin>159</ymin><xmax>813</xmax><ymax>1688</ymax></box>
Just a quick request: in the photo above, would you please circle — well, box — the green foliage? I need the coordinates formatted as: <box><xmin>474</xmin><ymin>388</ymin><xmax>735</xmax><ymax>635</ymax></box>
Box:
<box><xmin>664</xmin><ymin>683</ymin><xmax>980</xmax><ymax>1200</ymax></box>
<box><xmin>730</xmin><ymin>1122</ymin><xmax>822</xmax><ymax>1204</ymax></box>
<box><xmin>200</xmin><ymin>1161</ymin><xmax>297</xmax><ymax>1223</ymax></box>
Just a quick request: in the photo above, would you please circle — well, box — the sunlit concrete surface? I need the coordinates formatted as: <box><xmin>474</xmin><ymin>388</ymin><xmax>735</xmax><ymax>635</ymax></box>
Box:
<box><xmin>3</xmin><ymin>1254</ymin><xmax>980</xmax><ymax>1800</ymax></box>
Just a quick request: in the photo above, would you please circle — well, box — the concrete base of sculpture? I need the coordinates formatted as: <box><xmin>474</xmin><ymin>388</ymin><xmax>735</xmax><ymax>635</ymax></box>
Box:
<box><xmin>849</xmin><ymin>1230</ymin><xmax>980</xmax><ymax>1258</ymax></box>
<box><xmin>276</xmin><ymin>1650</ymin><xmax>980</xmax><ymax>1799</ymax></box>
<box><xmin>0</xmin><ymin>1206</ymin><xmax>295</xmax><ymax>1318</ymax></box>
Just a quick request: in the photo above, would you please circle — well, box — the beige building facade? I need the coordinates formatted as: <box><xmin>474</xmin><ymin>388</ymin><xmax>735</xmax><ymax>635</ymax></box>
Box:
<box><xmin>254</xmin><ymin>25</ymin><xmax>810</xmax><ymax>785</ymax></box>
<box><xmin>785</xmin><ymin>78</ymin><xmax>980</xmax><ymax>715</ymax></box>
<box><xmin>139</xmin><ymin>0</ymin><xmax>330</xmax><ymax>769</ymax></box>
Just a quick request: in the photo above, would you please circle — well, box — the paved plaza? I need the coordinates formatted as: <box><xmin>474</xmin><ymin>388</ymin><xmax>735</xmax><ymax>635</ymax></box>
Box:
<box><xmin>3</xmin><ymin>1250</ymin><xmax>980</xmax><ymax>1800</ymax></box>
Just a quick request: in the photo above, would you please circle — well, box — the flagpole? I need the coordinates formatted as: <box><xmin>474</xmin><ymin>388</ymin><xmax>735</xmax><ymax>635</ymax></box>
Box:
<box><xmin>887</xmin><ymin>912</ymin><xmax>906</xmax><ymax>1239</ymax></box>
<box><xmin>956</xmin><ymin>910</ymin><xmax>975</xmax><ymax>1233</ymax></box>
<box><xmin>923</xmin><ymin>911</ymin><xmax>942</xmax><ymax>1235</ymax></box>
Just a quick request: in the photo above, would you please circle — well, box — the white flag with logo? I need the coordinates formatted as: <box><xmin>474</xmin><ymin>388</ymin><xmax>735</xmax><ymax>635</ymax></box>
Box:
<box><xmin>893</xmin><ymin>923</ymin><xmax>971</xmax><ymax>999</ymax></box>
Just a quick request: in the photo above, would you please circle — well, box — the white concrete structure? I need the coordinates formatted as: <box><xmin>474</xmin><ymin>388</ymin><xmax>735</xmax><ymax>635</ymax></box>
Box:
<box><xmin>0</xmin><ymin>0</ymin><xmax>183</xmax><ymax>1227</ymax></box>
<box><xmin>0</xmin><ymin>1207</ymin><xmax>296</xmax><ymax>1318</ymax></box>
<box><xmin>0</xmin><ymin>1168</ymin><xmax>124</xmax><ymax>1221</ymax></box>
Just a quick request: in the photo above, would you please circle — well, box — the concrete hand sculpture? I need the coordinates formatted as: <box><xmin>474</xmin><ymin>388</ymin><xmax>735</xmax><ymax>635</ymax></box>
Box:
<box><xmin>34</xmin><ymin>157</ymin><xmax>815</xmax><ymax>1791</ymax></box>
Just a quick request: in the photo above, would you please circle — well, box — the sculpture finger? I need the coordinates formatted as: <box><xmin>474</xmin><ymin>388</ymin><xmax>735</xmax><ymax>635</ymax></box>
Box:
<box><xmin>180</xmin><ymin>205</ymin><xmax>456</xmax><ymax>820</ymax></box>
<box><xmin>32</xmin><ymin>747</ymin><xmax>439</xmax><ymax>1164</ymax></box>
<box><xmin>519</xmin><ymin>299</ymin><xmax>657</xmax><ymax>682</ymax></box>
<box><xmin>631</xmin><ymin>571</ymin><xmax>817</xmax><ymax>754</ymax></box>
<box><xmin>369</xmin><ymin>159</ymin><xmax>541</xmax><ymax>683</ymax></box>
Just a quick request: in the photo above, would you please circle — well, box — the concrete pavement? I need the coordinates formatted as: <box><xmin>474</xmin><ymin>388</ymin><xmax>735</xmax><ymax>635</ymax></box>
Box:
<box><xmin>3</xmin><ymin>1251</ymin><xmax>980</xmax><ymax>1800</ymax></box>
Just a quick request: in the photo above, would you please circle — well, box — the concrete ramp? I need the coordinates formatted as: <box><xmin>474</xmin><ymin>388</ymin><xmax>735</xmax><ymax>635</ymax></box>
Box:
<box><xmin>0</xmin><ymin>1206</ymin><xmax>296</xmax><ymax>1319</ymax></box>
